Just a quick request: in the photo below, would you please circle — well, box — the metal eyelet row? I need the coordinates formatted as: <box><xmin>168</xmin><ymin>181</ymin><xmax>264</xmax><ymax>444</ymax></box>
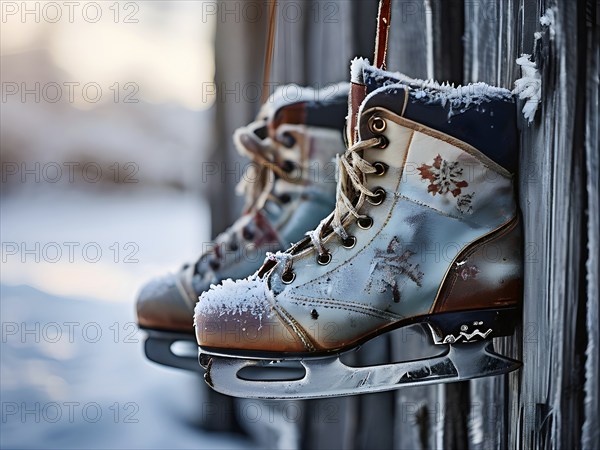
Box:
<box><xmin>359</xmin><ymin>116</ymin><xmax>386</xmax><ymax>232</ymax></box>
<box><xmin>369</xmin><ymin>115</ymin><xmax>389</xmax><ymax>149</ymax></box>
<box><xmin>282</xmin><ymin>116</ymin><xmax>387</xmax><ymax>280</ymax></box>
<box><xmin>369</xmin><ymin>116</ymin><xmax>389</xmax><ymax>176</ymax></box>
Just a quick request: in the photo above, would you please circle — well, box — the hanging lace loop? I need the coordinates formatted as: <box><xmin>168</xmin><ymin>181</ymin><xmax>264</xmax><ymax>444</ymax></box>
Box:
<box><xmin>234</xmin><ymin>125</ymin><xmax>306</xmax><ymax>214</ymax></box>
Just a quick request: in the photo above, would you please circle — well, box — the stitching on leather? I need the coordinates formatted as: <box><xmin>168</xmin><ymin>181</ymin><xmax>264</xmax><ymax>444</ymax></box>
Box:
<box><xmin>270</xmin><ymin>302</ymin><xmax>316</xmax><ymax>351</ymax></box>
<box><xmin>288</xmin><ymin>295</ymin><xmax>403</xmax><ymax>321</ymax></box>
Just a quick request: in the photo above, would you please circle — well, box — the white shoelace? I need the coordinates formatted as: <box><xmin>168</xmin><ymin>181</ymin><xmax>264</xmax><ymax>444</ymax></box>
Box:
<box><xmin>194</xmin><ymin>124</ymin><xmax>308</xmax><ymax>276</ymax></box>
<box><xmin>235</xmin><ymin>124</ymin><xmax>304</xmax><ymax>214</ymax></box>
<box><xmin>306</xmin><ymin>137</ymin><xmax>381</xmax><ymax>256</ymax></box>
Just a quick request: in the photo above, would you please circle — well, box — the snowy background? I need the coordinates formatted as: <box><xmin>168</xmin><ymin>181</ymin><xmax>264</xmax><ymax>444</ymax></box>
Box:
<box><xmin>1</xmin><ymin>2</ymin><xmax>256</xmax><ymax>448</ymax></box>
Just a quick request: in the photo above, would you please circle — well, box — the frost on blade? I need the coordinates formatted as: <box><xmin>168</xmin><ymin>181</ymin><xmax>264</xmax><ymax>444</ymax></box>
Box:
<box><xmin>513</xmin><ymin>54</ymin><xmax>541</xmax><ymax>123</ymax></box>
<box><xmin>366</xmin><ymin>237</ymin><xmax>424</xmax><ymax>303</ymax></box>
<box><xmin>195</xmin><ymin>276</ymin><xmax>273</xmax><ymax>327</ymax></box>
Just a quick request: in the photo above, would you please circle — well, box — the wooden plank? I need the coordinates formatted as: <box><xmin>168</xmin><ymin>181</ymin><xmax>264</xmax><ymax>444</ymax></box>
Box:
<box><xmin>211</xmin><ymin>1</ymin><xmax>273</xmax><ymax>233</ymax></box>
<box><xmin>210</xmin><ymin>1</ymin><xmax>599</xmax><ymax>448</ymax></box>
<box><xmin>388</xmin><ymin>0</ymin><xmax>431</xmax><ymax>78</ymax></box>
<box><xmin>582</xmin><ymin>11</ymin><xmax>599</xmax><ymax>450</ymax></box>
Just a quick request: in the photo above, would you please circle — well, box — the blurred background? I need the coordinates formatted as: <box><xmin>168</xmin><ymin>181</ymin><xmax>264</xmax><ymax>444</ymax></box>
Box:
<box><xmin>0</xmin><ymin>1</ymin><xmax>365</xmax><ymax>448</ymax></box>
<box><xmin>2</xmin><ymin>1</ymin><xmax>597</xmax><ymax>449</ymax></box>
<box><xmin>0</xmin><ymin>2</ymin><xmax>231</xmax><ymax>449</ymax></box>
<box><xmin>1</xmin><ymin>2</ymin><xmax>215</xmax><ymax>301</ymax></box>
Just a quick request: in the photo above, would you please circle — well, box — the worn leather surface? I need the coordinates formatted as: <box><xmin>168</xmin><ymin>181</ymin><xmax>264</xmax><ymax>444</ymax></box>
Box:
<box><xmin>137</xmin><ymin>87</ymin><xmax>348</xmax><ymax>333</ymax></box>
<box><xmin>432</xmin><ymin>216</ymin><xmax>523</xmax><ymax>313</ymax></box>
<box><xmin>136</xmin><ymin>266</ymin><xmax>197</xmax><ymax>333</ymax></box>
<box><xmin>348</xmin><ymin>82</ymin><xmax>368</xmax><ymax>146</ymax></box>
<box><xmin>196</xmin><ymin>98</ymin><xmax>521</xmax><ymax>353</ymax></box>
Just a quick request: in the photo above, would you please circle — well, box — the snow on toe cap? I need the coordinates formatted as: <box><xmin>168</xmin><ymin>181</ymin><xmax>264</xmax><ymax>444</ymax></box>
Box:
<box><xmin>194</xmin><ymin>276</ymin><xmax>273</xmax><ymax>322</ymax></box>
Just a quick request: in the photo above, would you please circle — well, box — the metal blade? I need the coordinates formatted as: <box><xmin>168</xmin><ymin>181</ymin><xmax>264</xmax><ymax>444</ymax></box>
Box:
<box><xmin>204</xmin><ymin>342</ymin><xmax>521</xmax><ymax>399</ymax></box>
<box><xmin>143</xmin><ymin>331</ymin><xmax>201</xmax><ymax>372</ymax></box>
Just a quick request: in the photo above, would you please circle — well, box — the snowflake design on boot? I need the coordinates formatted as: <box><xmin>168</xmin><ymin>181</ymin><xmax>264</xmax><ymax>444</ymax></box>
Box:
<box><xmin>366</xmin><ymin>237</ymin><xmax>424</xmax><ymax>303</ymax></box>
<box><xmin>418</xmin><ymin>154</ymin><xmax>469</xmax><ymax>197</ymax></box>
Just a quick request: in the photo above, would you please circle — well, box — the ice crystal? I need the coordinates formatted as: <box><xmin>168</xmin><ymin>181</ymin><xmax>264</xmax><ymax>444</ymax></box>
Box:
<box><xmin>513</xmin><ymin>54</ymin><xmax>541</xmax><ymax>124</ymax></box>
<box><xmin>194</xmin><ymin>275</ymin><xmax>273</xmax><ymax>327</ymax></box>
<box><xmin>540</xmin><ymin>7</ymin><xmax>557</xmax><ymax>39</ymax></box>
<box><xmin>459</xmin><ymin>265</ymin><xmax>480</xmax><ymax>281</ymax></box>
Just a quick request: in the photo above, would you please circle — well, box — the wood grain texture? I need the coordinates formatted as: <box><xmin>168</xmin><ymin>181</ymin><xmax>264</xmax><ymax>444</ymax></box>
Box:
<box><xmin>209</xmin><ymin>1</ymin><xmax>598</xmax><ymax>448</ymax></box>
<box><xmin>582</xmin><ymin>6</ymin><xmax>599</xmax><ymax>450</ymax></box>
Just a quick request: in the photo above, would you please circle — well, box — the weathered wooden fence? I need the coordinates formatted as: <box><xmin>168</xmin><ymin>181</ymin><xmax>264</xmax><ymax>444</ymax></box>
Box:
<box><xmin>209</xmin><ymin>1</ymin><xmax>599</xmax><ymax>448</ymax></box>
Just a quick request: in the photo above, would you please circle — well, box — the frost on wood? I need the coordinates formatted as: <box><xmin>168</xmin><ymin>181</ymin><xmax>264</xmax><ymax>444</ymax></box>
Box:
<box><xmin>540</xmin><ymin>7</ymin><xmax>557</xmax><ymax>40</ymax></box>
<box><xmin>513</xmin><ymin>55</ymin><xmax>542</xmax><ymax>123</ymax></box>
<box><xmin>350</xmin><ymin>57</ymin><xmax>370</xmax><ymax>84</ymax></box>
<box><xmin>195</xmin><ymin>276</ymin><xmax>273</xmax><ymax>326</ymax></box>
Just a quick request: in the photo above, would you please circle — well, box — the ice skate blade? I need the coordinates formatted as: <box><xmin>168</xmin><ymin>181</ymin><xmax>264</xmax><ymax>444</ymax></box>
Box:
<box><xmin>143</xmin><ymin>330</ymin><xmax>201</xmax><ymax>372</ymax></box>
<box><xmin>204</xmin><ymin>341</ymin><xmax>521</xmax><ymax>399</ymax></box>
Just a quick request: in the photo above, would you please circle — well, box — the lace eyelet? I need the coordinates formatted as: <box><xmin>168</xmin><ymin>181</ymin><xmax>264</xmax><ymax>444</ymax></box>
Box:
<box><xmin>367</xmin><ymin>188</ymin><xmax>386</xmax><ymax>206</ymax></box>
<box><xmin>317</xmin><ymin>252</ymin><xmax>332</xmax><ymax>265</ymax></box>
<box><xmin>358</xmin><ymin>216</ymin><xmax>373</xmax><ymax>230</ymax></box>
<box><xmin>342</xmin><ymin>236</ymin><xmax>356</xmax><ymax>249</ymax></box>
<box><xmin>369</xmin><ymin>116</ymin><xmax>387</xmax><ymax>133</ymax></box>
<box><xmin>281</xmin><ymin>270</ymin><xmax>295</xmax><ymax>284</ymax></box>
<box><xmin>373</xmin><ymin>162</ymin><xmax>388</xmax><ymax>176</ymax></box>
<box><xmin>282</xmin><ymin>160</ymin><xmax>297</xmax><ymax>173</ymax></box>
<box><xmin>375</xmin><ymin>136</ymin><xmax>389</xmax><ymax>149</ymax></box>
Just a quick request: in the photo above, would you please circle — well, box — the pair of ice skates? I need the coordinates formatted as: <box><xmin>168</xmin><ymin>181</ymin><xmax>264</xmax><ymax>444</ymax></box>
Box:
<box><xmin>137</xmin><ymin>2</ymin><xmax>523</xmax><ymax>400</ymax></box>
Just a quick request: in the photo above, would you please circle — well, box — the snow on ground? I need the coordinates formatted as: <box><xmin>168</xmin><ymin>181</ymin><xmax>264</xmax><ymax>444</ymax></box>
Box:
<box><xmin>1</xmin><ymin>188</ymin><xmax>210</xmax><ymax>302</ymax></box>
<box><xmin>0</xmin><ymin>188</ymin><xmax>256</xmax><ymax>449</ymax></box>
